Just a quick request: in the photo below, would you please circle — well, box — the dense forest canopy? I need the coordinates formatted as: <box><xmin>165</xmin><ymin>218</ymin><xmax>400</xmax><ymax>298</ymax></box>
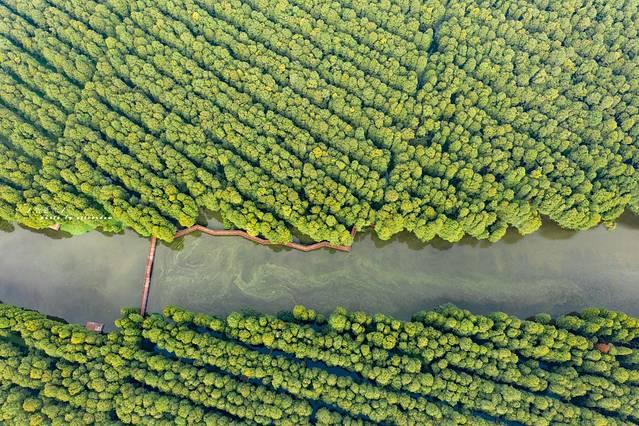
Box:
<box><xmin>0</xmin><ymin>0</ymin><xmax>637</xmax><ymax>244</ymax></box>
<box><xmin>0</xmin><ymin>301</ymin><xmax>638</xmax><ymax>424</ymax></box>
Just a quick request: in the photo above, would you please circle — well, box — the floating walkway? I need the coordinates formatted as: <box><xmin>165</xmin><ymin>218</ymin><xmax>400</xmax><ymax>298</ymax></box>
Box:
<box><xmin>139</xmin><ymin>236</ymin><xmax>157</xmax><ymax>316</ymax></box>
<box><xmin>174</xmin><ymin>225</ymin><xmax>356</xmax><ymax>252</ymax></box>
<box><xmin>138</xmin><ymin>226</ymin><xmax>356</xmax><ymax>314</ymax></box>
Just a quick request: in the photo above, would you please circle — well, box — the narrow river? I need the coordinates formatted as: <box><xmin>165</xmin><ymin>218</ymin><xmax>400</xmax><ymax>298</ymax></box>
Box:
<box><xmin>1</xmin><ymin>215</ymin><xmax>638</xmax><ymax>329</ymax></box>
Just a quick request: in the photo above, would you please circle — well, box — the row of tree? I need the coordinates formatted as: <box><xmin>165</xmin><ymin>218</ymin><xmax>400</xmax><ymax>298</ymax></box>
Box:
<box><xmin>1</xmin><ymin>0</ymin><xmax>392</xmax><ymax>243</ymax></box>
<box><xmin>169</xmin><ymin>304</ymin><xmax>639</xmax><ymax>421</ymax></box>
<box><xmin>282</xmin><ymin>0</ymin><xmax>426</xmax><ymax>74</ymax></box>
<box><xmin>242</xmin><ymin>0</ymin><xmax>418</xmax><ymax>93</ymax></box>
<box><xmin>416</xmin><ymin>305</ymin><xmax>639</xmax><ymax>384</ymax></box>
<box><xmin>1</xmin><ymin>301</ymin><xmax>637</xmax><ymax>424</ymax></box>
<box><xmin>375</xmin><ymin>0</ymin><xmax>638</xmax><ymax>242</ymax></box>
<box><xmin>169</xmin><ymin>0</ymin><xmax>418</xmax><ymax>135</ymax></box>
<box><xmin>1</xmin><ymin>0</ymin><xmax>637</xmax><ymax>244</ymax></box>
<box><xmin>557</xmin><ymin>308</ymin><xmax>639</xmax><ymax>345</ymax></box>
<box><xmin>141</xmin><ymin>313</ymin><xmax>479</xmax><ymax>425</ymax></box>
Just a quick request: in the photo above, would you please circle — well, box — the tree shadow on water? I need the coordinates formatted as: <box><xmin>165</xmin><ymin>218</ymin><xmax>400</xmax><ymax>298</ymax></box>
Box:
<box><xmin>46</xmin><ymin>314</ymin><xmax>68</xmax><ymax>324</ymax></box>
<box><xmin>364</xmin><ymin>219</ymin><xmax>588</xmax><ymax>251</ymax></box>
<box><xmin>161</xmin><ymin>232</ymin><xmax>202</xmax><ymax>252</ymax></box>
<box><xmin>17</xmin><ymin>223</ymin><xmax>73</xmax><ymax>240</ymax></box>
<box><xmin>500</xmin><ymin>228</ymin><xmax>526</xmax><ymax>245</ymax></box>
<box><xmin>368</xmin><ymin>229</ymin><xmax>487</xmax><ymax>252</ymax></box>
<box><xmin>200</xmin><ymin>208</ymin><xmax>225</xmax><ymax>227</ymax></box>
<box><xmin>617</xmin><ymin>211</ymin><xmax>639</xmax><ymax>229</ymax></box>
<box><xmin>536</xmin><ymin>219</ymin><xmax>578</xmax><ymax>241</ymax></box>
<box><xmin>0</xmin><ymin>220</ymin><xmax>15</xmax><ymax>233</ymax></box>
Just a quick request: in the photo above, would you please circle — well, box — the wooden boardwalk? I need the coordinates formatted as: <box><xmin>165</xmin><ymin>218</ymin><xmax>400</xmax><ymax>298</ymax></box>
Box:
<box><xmin>138</xmin><ymin>226</ymin><xmax>356</xmax><ymax>315</ymax></box>
<box><xmin>174</xmin><ymin>225</ymin><xmax>356</xmax><ymax>252</ymax></box>
<box><xmin>139</xmin><ymin>236</ymin><xmax>157</xmax><ymax>316</ymax></box>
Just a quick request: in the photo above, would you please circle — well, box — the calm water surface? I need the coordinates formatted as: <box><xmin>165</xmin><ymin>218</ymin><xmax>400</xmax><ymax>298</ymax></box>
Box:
<box><xmin>1</xmin><ymin>215</ymin><xmax>638</xmax><ymax>328</ymax></box>
<box><xmin>0</xmin><ymin>224</ymin><xmax>148</xmax><ymax>327</ymax></box>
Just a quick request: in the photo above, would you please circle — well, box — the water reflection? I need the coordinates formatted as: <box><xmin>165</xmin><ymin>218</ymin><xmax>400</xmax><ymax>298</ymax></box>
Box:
<box><xmin>0</xmin><ymin>213</ymin><xmax>638</xmax><ymax>330</ymax></box>
<box><xmin>0</xmin><ymin>227</ymin><xmax>148</xmax><ymax>330</ymax></box>
<box><xmin>367</xmin><ymin>218</ymin><xmax>579</xmax><ymax>250</ymax></box>
<box><xmin>618</xmin><ymin>213</ymin><xmax>639</xmax><ymax>229</ymax></box>
<box><xmin>0</xmin><ymin>220</ymin><xmax>14</xmax><ymax>233</ymax></box>
<box><xmin>149</xmin><ymin>212</ymin><xmax>639</xmax><ymax>322</ymax></box>
<box><xmin>14</xmin><ymin>224</ymin><xmax>73</xmax><ymax>240</ymax></box>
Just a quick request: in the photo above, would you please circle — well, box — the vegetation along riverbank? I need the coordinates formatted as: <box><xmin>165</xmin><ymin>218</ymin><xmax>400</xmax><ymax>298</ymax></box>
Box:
<box><xmin>0</xmin><ymin>0</ymin><xmax>637</xmax><ymax>246</ymax></box>
<box><xmin>1</xmin><ymin>301</ymin><xmax>638</xmax><ymax>424</ymax></box>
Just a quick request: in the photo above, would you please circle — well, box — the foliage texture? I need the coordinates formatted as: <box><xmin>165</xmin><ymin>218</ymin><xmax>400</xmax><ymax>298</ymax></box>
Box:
<box><xmin>0</xmin><ymin>302</ymin><xmax>638</xmax><ymax>424</ymax></box>
<box><xmin>0</xmin><ymin>0</ymin><xmax>637</xmax><ymax>243</ymax></box>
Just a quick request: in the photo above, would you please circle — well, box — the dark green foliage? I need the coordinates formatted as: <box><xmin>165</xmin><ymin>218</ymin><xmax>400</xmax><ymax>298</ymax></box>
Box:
<box><xmin>0</xmin><ymin>0</ymin><xmax>637</xmax><ymax>243</ymax></box>
<box><xmin>0</xmin><ymin>301</ymin><xmax>638</xmax><ymax>424</ymax></box>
